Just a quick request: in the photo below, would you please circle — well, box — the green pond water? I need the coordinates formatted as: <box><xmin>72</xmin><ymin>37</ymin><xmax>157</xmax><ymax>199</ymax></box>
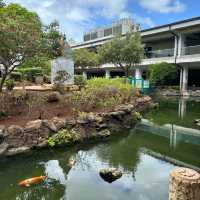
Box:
<box><xmin>1</xmin><ymin>96</ymin><xmax>200</xmax><ymax>200</ymax></box>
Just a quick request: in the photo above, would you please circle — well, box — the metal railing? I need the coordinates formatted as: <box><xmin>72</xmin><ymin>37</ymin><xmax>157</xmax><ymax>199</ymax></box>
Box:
<box><xmin>181</xmin><ymin>45</ymin><xmax>200</xmax><ymax>56</ymax></box>
<box><xmin>145</xmin><ymin>48</ymin><xmax>174</xmax><ymax>59</ymax></box>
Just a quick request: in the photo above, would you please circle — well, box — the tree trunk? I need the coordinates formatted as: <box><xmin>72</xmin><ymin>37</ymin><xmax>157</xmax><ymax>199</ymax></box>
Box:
<box><xmin>169</xmin><ymin>168</ymin><xmax>200</xmax><ymax>200</ymax></box>
<box><xmin>0</xmin><ymin>74</ymin><xmax>7</xmax><ymax>92</ymax></box>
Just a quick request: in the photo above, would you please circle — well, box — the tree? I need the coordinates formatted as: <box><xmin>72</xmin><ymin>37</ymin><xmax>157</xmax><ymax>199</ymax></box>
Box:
<box><xmin>73</xmin><ymin>49</ymin><xmax>99</xmax><ymax>70</ymax></box>
<box><xmin>0</xmin><ymin>0</ymin><xmax>5</xmax><ymax>8</ymax></box>
<box><xmin>148</xmin><ymin>62</ymin><xmax>178</xmax><ymax>86</ymax></box>
<box><xmin>98</xmin><ymin>32</ymin><xmax>144</xmax><ymax>77</ymax></box>
<box><xmin>0</xmin><ymin>3</ymin><xmax>43</xmax><ymax>91</ymax></box>
<box><xmin>43</xmin><ymin>20</ymin><xmax>63</xmax><ymax>59</ymax></box>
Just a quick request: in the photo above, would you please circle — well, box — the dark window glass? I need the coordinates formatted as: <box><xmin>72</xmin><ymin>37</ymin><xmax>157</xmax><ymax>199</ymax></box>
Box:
<box><xmin>113</xmin><ymin>25</ymin><xmax>122</xmax><ymax>35</ymax></box>
<box><xmin>84</xmin><ymin>34</ymin><xmax>90</xmax><ymax>41</ymax></box>
<box><xmin>104</xmin><ymin>28</ymin><xmax>112</xmax><ymax>37</ymax></box>
<box><xmin>91</xmin><ymin>32</ymin><xmax>98</xmax><ymax>40</ymax></box>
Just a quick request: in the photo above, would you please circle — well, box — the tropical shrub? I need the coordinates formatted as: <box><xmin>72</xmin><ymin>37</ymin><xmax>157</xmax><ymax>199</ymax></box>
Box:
<box><xmin>148</xmin><ymin>62</ymin><xmax>178</xmax><ymax>86</ymax></box>
<box><xmin>74</xmin><ymin>75</ymin><xmax>86</xmax><ymax>86</ymax></box>
<box><xmin>71</xmin><ymin>78</ymin><xmax>135</xmax><ymax>110</ymax></box>
<box><xmin>48</xmin><ymin>129</ymin><xmax>80</xmax><ymax>147</ymax></box>
<box><xmin>43</xmin><ymin>75</ymin><xmax>51</xmax><ymax>84</ymax></box>
<box><xmin>19</xmin><ymin>56</ymin><xmax>51</xmax><ymax>75</ymax></box>
<box><xmin>10</xmin><ymin>72</ymin><xmax>22</xmax><ymax>82</ymax></box>
<box><xmin>17</xmin><ymin>67</ymin><xmax>43</xmax><ymax>82</ymax></box>
<box><xmin>5</xmin><ymin>79</ymin><xmax>15</xmax><ymax>91</ymax></box>
<box><xmin>52</xmin><ymin>70</ymin><xmax>71</xmax><ymax>94</ymax></box>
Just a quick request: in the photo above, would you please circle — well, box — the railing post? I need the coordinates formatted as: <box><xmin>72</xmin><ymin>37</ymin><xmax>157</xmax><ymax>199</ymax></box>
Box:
<box><xmin>169</xmin><ymin>168</ymin><xmax>200</xmax><ymax>200</ymax></box>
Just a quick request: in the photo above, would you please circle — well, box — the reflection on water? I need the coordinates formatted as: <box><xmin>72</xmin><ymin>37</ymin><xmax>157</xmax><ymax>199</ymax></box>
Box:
<box><xmin>0</xmin><ymin>97</ymin><xmax>200</xmax><ymax>200</ymax></box>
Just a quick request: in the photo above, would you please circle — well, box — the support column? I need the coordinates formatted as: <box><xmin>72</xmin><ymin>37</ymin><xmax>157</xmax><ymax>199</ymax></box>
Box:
<box><xmin>82</xmin><ymin>71</ymin><xmax>87</xmax><ymax>80</ymax></box>
<box><xmin>177</xmin><ymin>33</ymin><xmax>186</xmax><ymax>57</ymax></box>
<box><xmin>105</xmin><ymin>69</ymin><xmax>111</xmax><ymax>79</ymax></box>
<box><xmin>135</xmin><ymin>68</ymin><xmax>142</xmax><ymax>79</ymax></box>
<box><xmin>174</xmin><ymin>36</ymin><xmax>178</xmax><ymax>57</ymax></box>
<box><xmin>181</xmin><ymin>66</ymin><xmax>189</xmax><ymax>96</ymax></box>
<box><xmin>179</xmin><ymin>68</ymin><xmax>183</xmax><ymax>91</ymax></box>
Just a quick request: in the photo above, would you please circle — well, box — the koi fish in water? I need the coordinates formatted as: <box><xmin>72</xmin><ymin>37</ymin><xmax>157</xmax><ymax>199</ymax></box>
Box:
<box><xmin>18</xmin><ymin>176</ymin><xmax>47</xmax><ymax>187</ymax></box>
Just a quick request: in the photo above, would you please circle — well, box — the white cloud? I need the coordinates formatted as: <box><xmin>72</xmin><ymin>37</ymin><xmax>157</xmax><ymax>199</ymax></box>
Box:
<box><xmin>120</xmin><ymin>12</ymin><xmax>155</xmax><ymax>28</ymax></box>
<box><xmin>4</xmin><ymin>0</ymin><xmax>155</xmax><ymax>42</ymax></box>
<box><xmin>139</xmin><ymin>0</ymin><xmax>186</xmax><ymax>13</ymax></box>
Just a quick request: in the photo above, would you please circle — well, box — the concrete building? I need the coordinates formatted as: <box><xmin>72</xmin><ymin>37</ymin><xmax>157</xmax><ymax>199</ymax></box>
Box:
<box><xmin>83</xmin><ymin>18</ymin><xmax>139</xmax><ymax>42</ymax></box>
<box><xmin>71</xmin><ymin>17</ymin><xmax>200</xmax><ymax>95</ymax></box>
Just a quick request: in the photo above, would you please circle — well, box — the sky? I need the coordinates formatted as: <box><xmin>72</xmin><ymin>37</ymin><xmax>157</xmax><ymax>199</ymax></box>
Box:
<box><xmin>4</xmin><ymin>0</ymin><xmax>200</xmax><ymax>43</ymax></box>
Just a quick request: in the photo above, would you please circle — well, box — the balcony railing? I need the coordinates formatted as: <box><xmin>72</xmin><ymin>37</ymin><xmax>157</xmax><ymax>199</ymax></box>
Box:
<box><xmin>181</xmin><ymin>45</ymin><xmax>200</xmax><ymax>56</ymax></box>
<box><xmin>145</xmin><ymin>48</ymin><xmax>174</xmax><ymax>59</ymax></box>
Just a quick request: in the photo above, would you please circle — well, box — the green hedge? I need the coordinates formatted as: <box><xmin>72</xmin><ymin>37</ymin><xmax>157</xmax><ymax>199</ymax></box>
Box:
<box><xmin>74</xmin><ymin>75</ymin><xmax>86</xmax><ymax>86</ymax></box>
<box><xmin>10</xmin><ymin>72</ymin><xmax>22</xmax><ymax>82</ymax></box>
<box><xmin>16</xmin><ymin>68</ymin><xmax>43</xmax><ymax>82</ymax></box>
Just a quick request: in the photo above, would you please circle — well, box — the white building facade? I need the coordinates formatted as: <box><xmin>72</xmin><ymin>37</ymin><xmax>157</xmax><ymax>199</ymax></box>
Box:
<box><xmin>72</xmin><ymin>17</ymin><xmax>200</xmax><ymax>95</ymax></box>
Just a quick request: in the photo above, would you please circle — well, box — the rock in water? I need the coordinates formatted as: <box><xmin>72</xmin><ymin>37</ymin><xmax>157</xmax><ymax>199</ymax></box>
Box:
<box><xmin>194</xmin><ymin>119</ymin><xmax>200</xmax><ymax>124</ymax></box>
<box><xmin>99</xmin><ymin>168</ymin><xmax>122</xmax><ymax>183</ymax></box>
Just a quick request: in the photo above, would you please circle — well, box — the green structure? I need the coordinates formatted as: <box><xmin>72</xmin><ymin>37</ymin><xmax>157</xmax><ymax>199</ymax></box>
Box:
<box><xmin>128</xmin><ymin>77</ymin><xmax>150</xmax><ymax>93</ymax></box>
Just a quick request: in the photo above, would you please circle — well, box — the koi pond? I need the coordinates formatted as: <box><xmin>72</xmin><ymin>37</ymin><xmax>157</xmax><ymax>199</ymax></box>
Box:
<box><xmin>0</xmin><ymin>96</ymin><xmax>200</xmax><ymax>200</ymax></box>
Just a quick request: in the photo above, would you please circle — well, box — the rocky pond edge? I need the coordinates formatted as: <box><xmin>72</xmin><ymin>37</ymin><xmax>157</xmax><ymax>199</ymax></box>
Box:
<box><xmin>0</xmin><ymin>96</ymin><xmax>152</xmax><ymax>157</ymax></box>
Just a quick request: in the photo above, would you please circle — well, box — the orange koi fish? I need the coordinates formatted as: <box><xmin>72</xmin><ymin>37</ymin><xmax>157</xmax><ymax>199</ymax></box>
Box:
<box><xmin>18</xmin><ymin>175</ymin><xmax>47</xmax><ymax>187</ymax></box>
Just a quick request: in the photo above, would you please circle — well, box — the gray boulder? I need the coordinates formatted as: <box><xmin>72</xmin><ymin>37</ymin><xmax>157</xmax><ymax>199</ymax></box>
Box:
<box><xmin>99</xmin><ymin>168</ymin><xmax>122</xmax><ymax>183</ymax></box>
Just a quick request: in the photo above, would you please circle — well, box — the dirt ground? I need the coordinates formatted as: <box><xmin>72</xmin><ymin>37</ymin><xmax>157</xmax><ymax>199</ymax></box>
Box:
<box><xmin>0</xmin><ymin>90</ymin><xmax>114</xmax><ymax>127</ymax></box>
<box><xmin>0</xmin><ymin>91</ymin><xmax>74</xmax><ymax>127</ymax></box>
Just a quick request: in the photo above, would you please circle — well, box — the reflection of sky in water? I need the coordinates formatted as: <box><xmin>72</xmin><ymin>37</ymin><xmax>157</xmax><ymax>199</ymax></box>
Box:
<box><xmin>44</xmin><ymin>160</ymin><xmax>67</xmax><ymax>185</ymax></box>
<box><xmin>64</xmin><ymin>149</ymin><xmax>174</xmax><ymax>200</ymax></box>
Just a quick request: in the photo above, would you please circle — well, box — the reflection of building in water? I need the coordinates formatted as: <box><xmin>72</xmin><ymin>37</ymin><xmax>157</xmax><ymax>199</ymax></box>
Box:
<box><xmin>170</xmin><ymin>124</ymin><xmax>177</xmax><ymax>149</ymax></box>
<box><xmin>178</xmin><ymin>97</ymin><xmax>188</xmax><ymax>119</ymax></box>
<box><xmin>137</xmin><ymin>119</ymin><xmax>200</xmax><ymax>147</ymax></box>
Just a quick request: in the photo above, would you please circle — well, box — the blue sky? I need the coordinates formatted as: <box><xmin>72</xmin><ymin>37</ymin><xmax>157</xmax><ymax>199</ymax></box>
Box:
<box><xmin>4</xmin><ymin>0</ymin><xmax>200</xmax><ymax>42</ymax></box>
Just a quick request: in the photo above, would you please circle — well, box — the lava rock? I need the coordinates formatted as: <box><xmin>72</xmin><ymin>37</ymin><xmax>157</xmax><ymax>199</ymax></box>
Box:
<box><xmin>5</xmin><ymin>146</ymin><xmax>31</xmax><ymax>156</ymax></box>
<box><xmin>0</xmin><ymin>142</ymin><xmax>9</xmax><ymax>155</ymax></box>
<box><xmin>46</xmin><ymin>92</ymin><xmax>61</xmax><ymax>103</ymax></box>
<box><xmin>99</xmin><ymin>168</ymin><xmax>122</xmax><ymax>183</ymax></box>
<box><xmin>194</xmin><ymin>119</ymin><xmax>200</xmax><ymax>124</ymax></box>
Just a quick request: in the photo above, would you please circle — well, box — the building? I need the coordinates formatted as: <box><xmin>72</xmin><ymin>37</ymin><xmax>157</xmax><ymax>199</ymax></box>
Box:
<box><xmin>83</xmin><ymin>18</ymin><xmax>138</xmax><ymax>42</ymax></box>
<box><xmin>71</xmin><ymin>17</ymin><xmax>200</xmax><ymax>95</ymax></box>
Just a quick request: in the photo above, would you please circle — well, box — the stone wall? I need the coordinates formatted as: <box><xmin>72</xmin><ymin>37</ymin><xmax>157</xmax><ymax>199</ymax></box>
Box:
<box><xmin>0</xmin><ymin>96</ymin><xmax>152</xmax><ymax>157</ymax></box>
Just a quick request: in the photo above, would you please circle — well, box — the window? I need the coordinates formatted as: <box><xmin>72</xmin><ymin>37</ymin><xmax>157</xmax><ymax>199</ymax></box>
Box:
<box><xmin>113</xmin><ymin>25</ymin><xmax>122</xmax><ymax>35</ymax></box>
<box><xmin>84</xmin><ymin>34</ymin><xmax>90</xmax><ymax>41</ymax></box>
<box><xmin>91</xmin><ymin>32</ymin><xmax>98</xmax><ymax>40</ymax></box>
<box><xmin>104</xmin><ymin>28</ymin><xmax>112</xmax><ymax>37</ymax></box>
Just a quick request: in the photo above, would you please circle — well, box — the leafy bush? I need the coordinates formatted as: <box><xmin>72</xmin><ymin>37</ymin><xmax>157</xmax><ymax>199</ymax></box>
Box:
<box><xmin>53</xmin><ymin>70</ymin><xmax>71</xmax><ymax>94</ymax></box>
<box><xmin>148</xmin><ymin>62</ymin><xmax>178</xmax><ymax>86</ymax></box>
<box><xmin>5</xmin><ymin>79</ymin><xmax>15</xmax><ymax>91</ymax></box>
<box><xmin>17</xmin><ymin>67</ymin><xmax>43</xmax><ymax>82</ymax></box>
<box><xmin>10</xmin><ymin>72</ymin><xmax>22</xmax><ymax>82</ymax></box>
<box><xmin>70</xmin><ymin>78</ymin><xmax>135</xmax><ymax>110</ymax></box>
<box><xmin>48</xmin><ymin>129</ymin><xmax>80</xmax><ymax>147</ymax></box>
<box><xmin>74</xmin><ymin>75</ymin><xmax>86</xmax><ymax>86</ymax></box>
<box><xmin>44</xmin><ymin>75</ymin><xmax>51</xmax><ymax>84</ymax></box>
<box><xmin>132</xmin><ymin>112</ymin><xmax>142</xmax><ymax>121</ymax></box>
<box><xmin>19</xmin><ymin>56</ymin><xmax>51</xmax><ymax>75</ymax></box>
<box><xmin>54</xmin><ymin>70</ymin><xmax>71</xmax><ymax>84</ymax></box>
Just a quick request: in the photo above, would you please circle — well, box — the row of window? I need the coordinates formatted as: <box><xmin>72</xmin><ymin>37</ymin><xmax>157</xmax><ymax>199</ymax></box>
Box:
<box><xmin>84</xmin><ymin>25</ymin><xmax>123</xmax><ymax>41</ymax></box>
